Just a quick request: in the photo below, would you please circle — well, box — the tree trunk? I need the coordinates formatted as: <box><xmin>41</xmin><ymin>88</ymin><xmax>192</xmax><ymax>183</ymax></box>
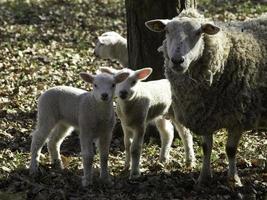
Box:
<box><xmin>125</xmin><ymin>0</ymin><xmax>178</xmax><ymax>80</ymax></box>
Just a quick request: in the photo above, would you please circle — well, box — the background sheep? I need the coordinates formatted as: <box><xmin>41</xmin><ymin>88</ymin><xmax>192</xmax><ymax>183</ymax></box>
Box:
<box><xmin>94</xmin><ymin>31</ymin><xmax>128</xmax><ymax>67</ymax></box>
<box><xmin>29</xmin><ymin>72</ymin><xmax>129</xmax><ymax>187</ymax></box>
<box><xmin>101</xmin><ymin>67</ymin><xmax>195</xmax><ymax>179</ymax></box>
<box><xmin>146</xmin><ymin>9</ymin><xmax>267</xmax><ymax>186</ymax></box>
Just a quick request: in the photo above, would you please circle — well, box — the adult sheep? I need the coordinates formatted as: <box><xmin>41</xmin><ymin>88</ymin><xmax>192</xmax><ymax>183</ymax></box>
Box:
<box><xmin>145</xmin><ymin>9</ymin><xmax>267</xmax><ymax>187</ymax></box>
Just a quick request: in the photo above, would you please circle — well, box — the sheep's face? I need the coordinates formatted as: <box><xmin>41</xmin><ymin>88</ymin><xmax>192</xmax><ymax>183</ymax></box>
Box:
<box><xmin>145</xmin><ymin>17</ymin><xmax>220</xmax><ymax>74</ymax></box>
<box><xmin>115</xmin><ymin>68</ymin><xmax>153</xmax><ymax>101</ymax></box>
<box><xmin>94</xmin><ymin>42</ymin><xmax>112</xmax><ymax>59</ymax></box>
<box><xmin>165</xmin><ymin>18</ymin><xmax>204</xmax><ymax>73</ymax></box>
<box><xmin>80</xmin><ymin>72</ymin><xmax>129</xmax><ymax>102</ymax></box>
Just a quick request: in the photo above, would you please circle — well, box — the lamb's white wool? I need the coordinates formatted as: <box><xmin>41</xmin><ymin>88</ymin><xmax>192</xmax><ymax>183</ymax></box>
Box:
<box><xmin>29</xmin><ymin>72</ymin><xmax>129</xmax><ymax>187</ymax></box>
<box><xmin>100</xmin><ymin>67</ymin><xmax>195</xmax><ymax>179</ymax></box>
<box><xmin>146</xmin><ymin>8</ymin><xmax>267</xmax><ymax>187</ymax></box>
<box><xmin>94</xmin><ymin>31</ymin><xmax>128</xmax><ymax>67</ymax></box>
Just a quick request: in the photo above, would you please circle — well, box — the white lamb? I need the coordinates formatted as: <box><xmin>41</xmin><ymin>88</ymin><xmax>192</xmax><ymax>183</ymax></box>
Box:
<box><xmin>94</xmin><ymin>31</ymin><xmax>128</xmax><ymax>67</ymax></box>
<box><xmin>29</xmin><ymin>71</ymin><xmax>129</xmax><ymax>186</ymax></box>
<box><xmin>100</xmin><ymin>67</ymin><xmax>195</xmax><ymax>179</ymax></box>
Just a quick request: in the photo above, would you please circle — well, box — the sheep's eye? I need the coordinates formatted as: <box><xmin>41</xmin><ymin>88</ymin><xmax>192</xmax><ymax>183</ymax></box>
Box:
<box><xmin>165</xmin><ymin>27</ymin><xmax>169</xmax><ymax>34</ymax></box>
<box><xmin>131</xmin><ymin>80</ymin><xmax>137</xmax><ymax>86</ymax></box>
<box><xmin>112</xmin><ymin>84</ymin><xmax>115</xmax><ymax>88</ymax></box>
<box><xmin>94</xmin><ymin>84</ymin><xmax>98</xmax><ymax>88</ymax></box>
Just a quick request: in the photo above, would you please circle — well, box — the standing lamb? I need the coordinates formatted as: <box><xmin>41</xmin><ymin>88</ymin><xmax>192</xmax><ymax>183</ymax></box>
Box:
<box><xmin>145</xmin><ymin>9</ymin><xmax>267</xmax><ymax>186</ymax></box>
<box><xmin>100</xmin><ymin>67</ymin><xmax>195</xmax><ymax>179</ymax></box>
<box><xmin>94</xmin><ymin>31</ymin><xmax>128</xmax><ymax>67</ymax></box>
<box><xmin>29</xmin><ymin>71</ymin><xmax>129</xmax><ymax>186</ymax></box>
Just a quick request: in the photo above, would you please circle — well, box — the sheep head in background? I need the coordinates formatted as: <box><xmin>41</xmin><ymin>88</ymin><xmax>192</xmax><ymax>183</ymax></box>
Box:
<box><xmin>94</xmin><ymin>31</ymin><xmax>128</xmax><ymax>67</ymax></box>
<box><xmin>146</xmin><ymin>8</ymin><xmax>267</xmax><ymax>187</ymax></box>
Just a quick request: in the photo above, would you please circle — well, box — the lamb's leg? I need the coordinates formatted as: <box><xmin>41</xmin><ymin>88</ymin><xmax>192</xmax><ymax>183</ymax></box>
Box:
<box><xmin>98</xmin><ymin>132</ymin><xmax>112</xmax><ymax>184</ymax></box>
<box><xmin>173</xmin><ymin>121</ymin><xmax>195</xmax><ymax>167</ymax></box>
<box><xmin>198</xmin><ymin>134</ymin><xmax>213</xmax><ymax>185</ymax></box>
<box><xmin>121</xmin><ymin>123</ymin><xmax>133</xmax><ymax>170</ymax></box>
<box><xmin>130</xmin><ymin>125</ymin><xmax>146</xmax><ymax>179</ymax></box>
<box><xmin>226</xmin><ymin>131</ymin><xmax>242</xmax><ymax>187</ymax></box>
<box><xmin>47</xmin><ymin>123</ymin><xmax>73</xmax><ymax>169</ymax></box>
<box><xmin>155</xmin><ymin>118</ymin><xmax>174</xmax><ymax>162</ymax></box>
<box><xmin>30</xmin><ymin>124</ymin><xmax>55</xmax><ymax>175</ymax></box>
<box><xmin>80</xmin><ymin>130</ymin><xmax>94</xmax><ymax>187</ymax></box>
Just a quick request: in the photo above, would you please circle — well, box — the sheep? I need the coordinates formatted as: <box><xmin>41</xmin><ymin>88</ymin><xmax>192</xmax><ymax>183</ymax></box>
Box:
<box><xmin>29</xmin><ymin>71</ymin><xmax>130</xmax><ymax>187</ymax></box>
<box><xmin>94</xmin><ymin>31</ymin><xmax>128</xmax><ymax>67</ymax></box>
<box><xmin>145</xmin><ymin>9</ymin><xmax>267</xmax><ymax>187</ymax></box>
<box><xmin>100</xmin><ymin>67</ymin><xmax>195</xmax><ymax>179</ymax></box>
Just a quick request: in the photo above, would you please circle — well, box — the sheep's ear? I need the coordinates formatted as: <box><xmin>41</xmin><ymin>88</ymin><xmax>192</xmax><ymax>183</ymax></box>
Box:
<box><xmin>201</xmin><ymin>23</ymin><xmax>220</xmax><ymax>35</ymax></box>
<box><xmin>157</xmin><ymin>45</ymin><xmax>164</xmax><ymax>53</ymax></box>
<box><xmin>99</xmin><ymin>67</ymin><xmax>119</xmax><ymax>75</ymax></box>
<box><xmin>145</xmin><ymin>19</ymin><xmax>170</xmax><ymax>32</ymax></box>
<box><xmin>135</xmin><ymin>68</ymin><xmax>153</xmax><ymax>80</ymax></box>
<box><xmin>114</xmin><ymin>72</ymin><xmax>129</xmax><ymax>83</ymax></box>
<box><xmin>80</xmin><ymin>72</ymin><xmax>95</xmax><ymax>83</ymax></box>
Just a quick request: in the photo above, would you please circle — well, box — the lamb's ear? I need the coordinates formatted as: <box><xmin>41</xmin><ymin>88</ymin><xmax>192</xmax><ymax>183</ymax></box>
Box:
<box><xmin>80</xmin><ymin>72</ymin><xmax>95</xmax><ymax>83</ymax></box>
<box><xmin>201</xmin><ymin>23</ymin><xmax>220</xmax><ymax>35</ymax></box>
<box><xmin>135</xmin><ymin>68</ymin><xmax>153</xmax><ymax>80</ymax></box>
<box><xmin>99</xmin><ymin>67</ymin><xmax>118</xmax><ymax>75</ymax></box>
<box><xmin>145</xmin><ymin>19</ymin><xmax>170</xmax><ymax>32</ymax></box>
<box><xmin>98</xmin><ymin>36</ymin><xmax>105</xmax><ymax>44</ymax></box>
<box><xmin>114</xmin><ymin>72</ymin><xmax>130</xmax><ymax>83</ymax></box>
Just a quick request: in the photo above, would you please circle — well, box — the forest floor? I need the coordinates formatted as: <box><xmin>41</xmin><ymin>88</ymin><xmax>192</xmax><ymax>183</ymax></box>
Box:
<box><xmin>0</xmin><ymin>0</ymin><xmax>266</xmax><ymax>199</ymax></box>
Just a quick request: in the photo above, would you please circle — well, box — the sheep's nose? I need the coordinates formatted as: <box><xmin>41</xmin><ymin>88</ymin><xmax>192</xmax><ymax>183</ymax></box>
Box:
<box><xmin>101</xmin><ymin>93</ymin><xmax>109</xmax><ymax>101</ymax></box>
<box><xmin>119</xmin><ymin>90</ymin><xmax>128</xmax><ymax>99</ymax></box>
<box><xmin>94</xmin><ymin>49</ymin><xmax>98</xmax><ymax>57</ymax></box>
<box><xmin>171</xmin><ymin>57</ymin><xmax>185</xmax><ymax>65</ymax></box>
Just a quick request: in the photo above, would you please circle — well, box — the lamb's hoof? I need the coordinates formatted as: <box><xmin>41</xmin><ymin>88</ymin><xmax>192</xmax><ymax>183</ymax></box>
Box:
<box><xmin>129</xmin><ymin>171</ymin><xmax>141</xmax><ymax>180</ymax></box>
<box><xmin>29</xmin><ymin>165</ymin><xmax>39</xmax><ymax>176</ymax></box>
<box><xmin>185</xmin><ymin>161</ymin><xmax>196</xmax><ymax>170</ymax></box>
<box><xmin>51</xmin><ymin>160</ymin><xmax>64</xmax><ymax>170</ymax></box>
<box><xmin>100</xmin><ymin>176</ymin><xmax>113</xmax><ymax>187</ymax></box>
<box><xmin>82</xmin><ymin>176</ymin><xmax>92</xmax><ymax>187</ymax></box>
<box><xmin>123</xmin><ymin>164</ymin><xmax>130</xmax><ymax>171</ymax></box>
<box><xmin>228</xmin><ymin>175</ymin><xmax>243</xmax><ymax>188</ymax></box>
<box><xmin>196</xmin><ymin>173</ymin><xmax>212</xmax><ymax>187</ymax></box>
<box><xmin>159</xmin><ymin>156</ymin><xmax>169</xmax><ymax>163</ymax></box>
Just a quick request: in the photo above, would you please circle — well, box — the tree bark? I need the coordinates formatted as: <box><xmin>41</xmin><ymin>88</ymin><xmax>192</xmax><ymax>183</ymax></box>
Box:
<box><xmin>179</xmin><ymin>0</ymin><xmax>197</xmax><ymax>12</ymax></box>
<box><xmin>125</xmin><ymin>0</ymin><xmax>178</xmax><ymax>80</ymax></box>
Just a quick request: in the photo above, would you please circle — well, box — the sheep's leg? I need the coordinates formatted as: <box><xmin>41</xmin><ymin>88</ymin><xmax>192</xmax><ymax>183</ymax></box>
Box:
<box><xmin>30</xmin><ymin>124</ymin><xmax>55</xmax><ymax>175</ymax></box>
<box><xmin>121</xmin><ymin>123</ymin><xmax>133</xmax><ymax>170</ymax></box>
<box><xmin>80</xmin><ymin>130</ymin><xmax>94</xmax><ymax>187</ymax></box>
<box><xmin>173</xmin><ymin>121</ymin><xmax>195</xmax><ymax>167</ymax></box>
<box><xmin>130</xmin><ymin>125</ymin><xmax>146</xmax><ymax>179</ymax></box>
<box><xmin>226</xmin><ymin>131</ymin><xmax>242</xmax><ymax>187</ymax></box>
<box><xmin>47</xmin><ymin>123</ymin><xmax>73</xmax><ymax>169</ymax></box>
<box><xmin>198</xmin><ymin>134</ymin><xmax>213</xmax><ymax>185</ymax></box>
<box><xmin>155</xmin><ymin>118</ymin><xmax>174</xmax><ymax>162</ymax></box>
<box><xmin>98</xmin><ymin>132</ymin><xmax>112</xmax><ymax>184</ymax></box>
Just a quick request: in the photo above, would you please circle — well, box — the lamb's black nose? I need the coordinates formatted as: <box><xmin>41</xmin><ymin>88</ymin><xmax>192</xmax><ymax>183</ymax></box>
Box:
<box><xmin>119</xmin><ymin>90</ymin><xmax>128</xmax><ymax>99</ymax></box>
<box><xmin>101</xmin><ymin>93</ymin><xmax>108</xmax><ymax>101</ymax></box>
<box><xmin>171</xmin><ymin>57</ymin><xmax>185</xmax><ymax>65</ymax></box>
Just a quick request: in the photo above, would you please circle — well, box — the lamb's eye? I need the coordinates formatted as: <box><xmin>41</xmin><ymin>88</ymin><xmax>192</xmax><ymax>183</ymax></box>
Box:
<box><xmin>112</xmin><ymin>84</ymin><xmax>115</xmax><ymax>88</ymax></box>
<box><xmin>94</xmin><ymin>84</ymin><xmax>98</xmax><ymax>88</ymax></box>
<box><xmin>131</xmin><ymin>80</ymin><xmax>136</xmax><ymax>85</ymax></box>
